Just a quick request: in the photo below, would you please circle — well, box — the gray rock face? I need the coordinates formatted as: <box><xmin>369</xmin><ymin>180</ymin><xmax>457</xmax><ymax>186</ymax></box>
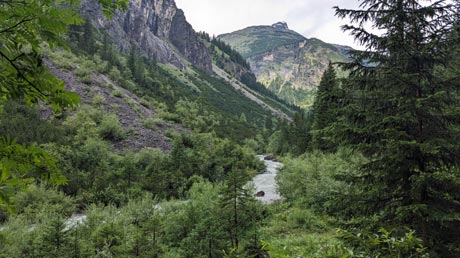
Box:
<box><xmin>272</xmin><ymin>22</ymin><xmax>289</xmax><ymax>30</ymax></box>
<box><xmin>81</xmin><ymin>0</ymin><xmax>212</xmax><ymax>73</ymax></box>
<box><xmin>169</xmin><ymin>9</ymin><xmax>212</xmax><ymax>72</ymax></box>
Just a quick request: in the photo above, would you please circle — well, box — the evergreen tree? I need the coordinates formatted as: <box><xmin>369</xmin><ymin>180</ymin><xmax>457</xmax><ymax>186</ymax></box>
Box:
<box><xmin>334</xmin><ymin>0</ymin><xmax>460</xmax><ymax>255</ymax></box>
<box><xmin>220</xmin><ymin>166</ymin><xmax>253</xmax><ymax>250</ymax></box>
<box><xmin>311</xmin><ymin>63</ymin><xmax>340</xmax><ymax>152</ymax></box>
<box><xmin>288</xmin><ymin>110</ymin><xmax>312</xmax><ymax>155</ymax></box>
<box><xmin>81</xmin><ymin>19</ymin><xmax>96</xmax><ymax>55</ymax></box>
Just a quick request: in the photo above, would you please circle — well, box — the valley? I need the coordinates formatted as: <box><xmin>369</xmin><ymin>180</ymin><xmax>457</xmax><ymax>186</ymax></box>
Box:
<box><xmin>1</xmin><ymin>0</ymin><xmax>459</xmax><ymax>257</ymax></box>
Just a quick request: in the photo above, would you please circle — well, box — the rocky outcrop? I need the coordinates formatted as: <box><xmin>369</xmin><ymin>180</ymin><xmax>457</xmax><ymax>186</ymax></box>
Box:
<box><xmin>168</xmin><ymin>9</ymin><xmax>212</xmax><ymax>72</ymax></box>
<box><xmin>81</xmin><ymin>0</ymin><xmax>212</xmax><ymax>73</ymax></box>
<box><xmin>272</xmin><ymin>22</ymin><xmax>289</xmax><ymax>30</ymax></box>
<box><xmin>250</xmin><ymin>39</ymin><xmax>345</xmax><ymax>90</ymax></box>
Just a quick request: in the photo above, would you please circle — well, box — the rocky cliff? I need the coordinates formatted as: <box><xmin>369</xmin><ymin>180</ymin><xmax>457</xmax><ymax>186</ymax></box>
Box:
<box><xmin>219</xmin><ymin>23</ymin><xmax>350</xmax><ymax>107</ymax></box>
<box><xmin>81</xmin><ymin>0</ymin><xmax>212</xmax><ymax>73</ymax></box>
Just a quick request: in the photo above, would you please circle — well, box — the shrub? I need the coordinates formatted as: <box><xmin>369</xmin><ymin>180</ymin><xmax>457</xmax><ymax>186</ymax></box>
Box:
<box><xmin>75</xmin><ymin>59</ymin><xmax>96</xmax><ymax>78</ymax></box>
<box><xmin>108</xmin><ymin>67</ymin><xmax>122</xmax><ymax>82</ymax></box>
<box><xmin>92</xmin><ymin>94</ymin><xmax>106</xmax><ymax>106</ymax></box>
<box><xmin>143</xmin><ymin>117</ymin><xmax>163</xmax><ymax>129</ymax></box>
<box><xmin>97</xmin><ymin>114</ymin><xmax>126</xmax><ymax>141</ymax></box>
<box><xmin>139</xmin><ymin>97</ymin><xmax>151</xmax><ymax>108</ymax></box>
<box><xmin>110</xmin><ymin>89</ymin><xmax>123</xmax><ymax>98</ymax></box>
<box><xmin>14</xmin><ymin>184</ymin><xmax>76</xmax><ymax>217</ymax></box>
<box><xmin>276</xmin><ymin>148</ymin><xmax>365</xmax><ymax>214</ymax></box>
<box><xmin>159</xmin><ymin>111</ymin><xmax>181</xmax><ymax>123</ymax></box>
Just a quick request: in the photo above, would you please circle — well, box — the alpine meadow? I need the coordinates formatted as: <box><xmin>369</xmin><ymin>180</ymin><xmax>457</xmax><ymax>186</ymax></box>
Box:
<box><xmin>1</xmin><ymin>0</ymin><xmax>460</xmax><ymax>257</ymax></box>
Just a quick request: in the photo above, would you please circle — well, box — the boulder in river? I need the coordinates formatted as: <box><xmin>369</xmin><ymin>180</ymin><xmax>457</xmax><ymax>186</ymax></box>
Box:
<box><xmin>255</xmin><ymin>191</ymin><xmax>265</xmax><ymax>197</ymax></box>
<box><xmin>264</xmin><ymin>154</ymin><xmax>276</xmax><ymax>161</ymax></box>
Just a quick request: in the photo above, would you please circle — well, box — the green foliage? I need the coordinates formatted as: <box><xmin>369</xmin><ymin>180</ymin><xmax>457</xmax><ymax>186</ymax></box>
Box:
<box><xmin>335</xmin><ymin>228</ymin><xmax>429</xmax><ymax>258</ymax></box>
<box><xmin>0</xmin><ymin>100</ymin><xmax>65</xmax><ymax>145</ymax></box>
<box><xmin>209</xmin><ymin>36</ymin><xmax>251</xmax><ymax>69</ymax></box>
<box><xmin>268</xmin><ymin>111</ymin><xmax>312</xmax><ymax>156</ymax></box>
<box><xmin>110</xmin><ymin>88</ymin><xmax>123</xmax><ymax>98</ymax></box>
<box><xmin>0</xmin><ymin>137</ymin><xmax>66</xmax><ymax>210</ymax></box>
<box><xmin>266</xmin><ymin>76</ymin><xmax>316</xmax><ymax>107</ymax></box>
<box><xmin>169</xmin><ymin>133</ymin><xmax>264</xmax><ymax>184</ymax></box>
<box><xmin>13</xmin><ymin>184</ymin><xmax>75</xmax><ymax>217</ymax></box>
<box><xmin>175</xmin><ymin>99</ymin><xmax>220</xmax><ymax>132</ymax></box>
<box><xmin>142</xmin><ymin>117</ymin><xmax>163</xmax><ymax>129</ymax></box>
<box><xmin>0</xmin><ymin>0</ymin><xmax>128</xmax><ymax>212</ymax></box>
<box><xmin>311</xmin><ymin>63</ymin><xmax>341</xmax><ymax>152</ymax></box>
<box><xmin>277</xmin><ymin>149</ymin><xmax>365</xmax><ymax>214</ymax></box>
<box><xmin>333</xmin><ymin>1</ymin><xmax>460</xmax><ymax>255</ymax></box>
<box><xmin>0</xmin><ymin>0</ymin><xmax>81</xmax><ymax>110</ymax></box>
<box><xmin>97</xmin><ymin>114</ymin><xmax>126</xmax><ymax>141</ymax></box>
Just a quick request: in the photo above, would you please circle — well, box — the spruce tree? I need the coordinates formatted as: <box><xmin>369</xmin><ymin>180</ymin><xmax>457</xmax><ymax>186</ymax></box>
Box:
<box><xmin>334</xmin><ymin>0</ymin><xmax>460</xmax><ymax>255</ymax></box>
<box><xmin>81</xmin><ymin>19</ymin><xmax>96</xmax><ymax>55</ymax></box>
<box><xmin>311</xmin><ymin>63</ymin><xmax>340</xmax><ymax>152</ymax></box>
<box><xmin>289</xmin><ymin>110</ymin><xmax>312</xmax><ymax>155</ymax></box>
<box><xmin>220</xmin><ymin>166</ymin><xmax>253</xmax><ymax>250</ymax></box>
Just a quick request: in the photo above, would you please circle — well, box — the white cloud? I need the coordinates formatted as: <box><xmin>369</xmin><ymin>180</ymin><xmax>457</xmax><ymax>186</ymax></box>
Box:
<box><xmin>175</xmin><ymin>0</ymin><xmax>363</xmax><ymax>48</ymax></box>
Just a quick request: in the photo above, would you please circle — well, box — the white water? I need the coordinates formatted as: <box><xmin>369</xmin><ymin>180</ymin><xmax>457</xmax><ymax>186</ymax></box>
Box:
<box><xmin>63</xmin><ymin>156</ymin><xmax>283</xmax><ymax>227</ymax></box>
<box><xmin>64</xmin><ymin>213</ymin><xmax>87</xmax><ymax>230</ymax></box>
<box><xmin>252</xmin><ymin>155</ymin><xmax>283</xmax><ymax>204</ymax></box>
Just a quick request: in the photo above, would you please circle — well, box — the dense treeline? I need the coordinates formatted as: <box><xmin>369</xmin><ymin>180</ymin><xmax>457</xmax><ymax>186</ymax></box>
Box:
<box><xmin>268</xmin><ymin>0</ymin><xmax>460</xmax><ymax>257</ymax></box>
<box><xmin>197</xmin><ymin>31</ymin><xmax>251</xmax><ymax>70</ymax></box>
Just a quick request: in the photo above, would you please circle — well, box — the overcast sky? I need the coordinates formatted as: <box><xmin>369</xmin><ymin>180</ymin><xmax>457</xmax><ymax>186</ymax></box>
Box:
<box><xmin>175</xmin><ymin>0</ymin><xmax>363</xmax><ymax>49</ymax></box>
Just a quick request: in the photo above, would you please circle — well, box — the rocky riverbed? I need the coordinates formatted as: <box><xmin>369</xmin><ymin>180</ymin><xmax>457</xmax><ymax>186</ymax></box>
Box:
<box><xmin>252</xmin><ymin>155</ymin><xmax>283</xmax><ymax>203</ymax></box>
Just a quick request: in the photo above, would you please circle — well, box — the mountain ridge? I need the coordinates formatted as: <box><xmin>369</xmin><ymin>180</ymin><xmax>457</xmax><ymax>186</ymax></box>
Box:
<box><xmin>219</xmin><ymin>22</ymin><xmax>351</xmax><ymax>107</ymax></box>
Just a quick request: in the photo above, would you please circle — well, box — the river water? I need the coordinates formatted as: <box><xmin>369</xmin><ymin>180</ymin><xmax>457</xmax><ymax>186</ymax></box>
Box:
<box><xmin>252</xmin><ymin>155</ymin><xmax>283</xmax><ymax>204</ymax></box>
<box><xmin>64</xmin><ymin>155</ymin><xmax>283</xmax><ymax>227</ymax></box>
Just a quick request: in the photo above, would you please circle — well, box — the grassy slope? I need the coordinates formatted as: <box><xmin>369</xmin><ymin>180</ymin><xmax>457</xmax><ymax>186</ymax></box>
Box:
<box><xmin>219</xmin><ymin>26</ymin><xmax>306</xmax><ymax>59</ymax></box>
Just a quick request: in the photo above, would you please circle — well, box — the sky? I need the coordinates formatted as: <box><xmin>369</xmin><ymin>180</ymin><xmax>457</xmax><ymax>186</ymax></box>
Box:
<box><xmin>175</xmin><ymin>0</ymin><xmax>363</xmax><ymax>49</ymax></box>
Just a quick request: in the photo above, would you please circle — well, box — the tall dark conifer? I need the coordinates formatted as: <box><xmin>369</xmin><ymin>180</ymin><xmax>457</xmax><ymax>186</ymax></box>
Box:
<box><xmin>334</xmin><ymin>0</ymin><xmax>460</xmax><ymax>255</ymax></box>
<box><xmin>81</xmin><ymin>19</ymin><xmax>95</xmax><ymax>54</ymax></box>
<box><xmin>311</xmin><ymin>63</ymin><xmax>340</xmax><ymax>152</ymax></box>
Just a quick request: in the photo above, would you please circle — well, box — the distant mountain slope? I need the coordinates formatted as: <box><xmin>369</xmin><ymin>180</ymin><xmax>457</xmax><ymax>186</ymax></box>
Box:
<box><xmin>77</xmin><ymin>0</ymin><xmax>293</xmax><ymax>122</ymax></box>
<box><xmin>40</xmin><ymin>0</ymin><xmax>296</xmax><ymax>150</ymax></box>
<box><xmin>219</xmin><ymin>22</ymin><xmax>306</xmax><ymax>59</ymax></box>
<box><xmin>219</xmin><ymin>23</ymin><xmax>350</xmax><ymax>108</ymax></box>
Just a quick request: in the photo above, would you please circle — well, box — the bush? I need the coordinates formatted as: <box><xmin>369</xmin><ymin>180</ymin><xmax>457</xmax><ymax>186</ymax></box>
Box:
<box><xmin>276</xmin><ymin>148</ymin><xmax>365</xmax><ymax>214</ymax></box>
<box><xmin>159</xmin><ymin>111</ymin><xmax>181</xmax><ymax>123</ymax></box>
<box><xmin>75</xmin><ymin>59</ymin><xmax>96</xmax><ymax>78</ymax></box>
<box><xmin>312</xmin><ymin>228</ymin><xmax>429</xmax><ymax>258</ymax></box>
<box><xmin>92</xmin><ymin>94</ymin><xmax>106</xmax><ymax>106</ymax></box>
<box><xmin>110</xmin><ymin>89</ymin><xmax>123</xmax><ymax>98</ymax></box>
<box><xmin>97</xmin><ymin>114</ymin><xmax>126</xmax><ymax>141</ymax></box>
<box><xmin>143</xmin><ymin>117</ymin><xmax>163</xmax><ymax>129</ymax></box>
<box><xmin>14</xmin><ymin>185</ymin><xmax>76</xmax><ymax>217</ymax></box>
<box><xmin>139</xmin><ymin>97</ymin><xmax>151</xmax><ymax>108</ymax></box>
<box><xmin>92</xmin><ymin>54</ymin><xmax>109</xmax><ymax>73</ymax></box>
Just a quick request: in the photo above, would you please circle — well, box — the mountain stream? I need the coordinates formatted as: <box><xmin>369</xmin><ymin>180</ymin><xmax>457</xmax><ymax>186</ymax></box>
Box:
<box><xmin>252</xmin><ymin>155</ymin><xmax>283</xmax><ymax>204</ymax></box>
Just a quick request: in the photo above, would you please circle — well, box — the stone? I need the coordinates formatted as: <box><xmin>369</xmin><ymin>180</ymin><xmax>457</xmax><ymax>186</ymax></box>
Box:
<box><xmin>264</xmin><ymin>154</ymin><xmax>276</xmax><ymax>161</ymax></box>
<box><xmin>255</xmin><ymin>191</ymin><xmax>265</xmax><ymax>197</ymax></box>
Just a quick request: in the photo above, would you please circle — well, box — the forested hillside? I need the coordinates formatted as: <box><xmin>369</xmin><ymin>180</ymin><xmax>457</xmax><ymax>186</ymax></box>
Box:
<box><xmin>1</xmin><ymin>0</ymin><xmax>460</xmax><ymax>257</ymax></box>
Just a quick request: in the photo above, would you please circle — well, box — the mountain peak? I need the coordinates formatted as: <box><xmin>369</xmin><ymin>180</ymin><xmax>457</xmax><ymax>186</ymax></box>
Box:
<box><xmin>272</xmin><ymin>22</ymin><xmax>289</xmax><ymax>30</ymax></box>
